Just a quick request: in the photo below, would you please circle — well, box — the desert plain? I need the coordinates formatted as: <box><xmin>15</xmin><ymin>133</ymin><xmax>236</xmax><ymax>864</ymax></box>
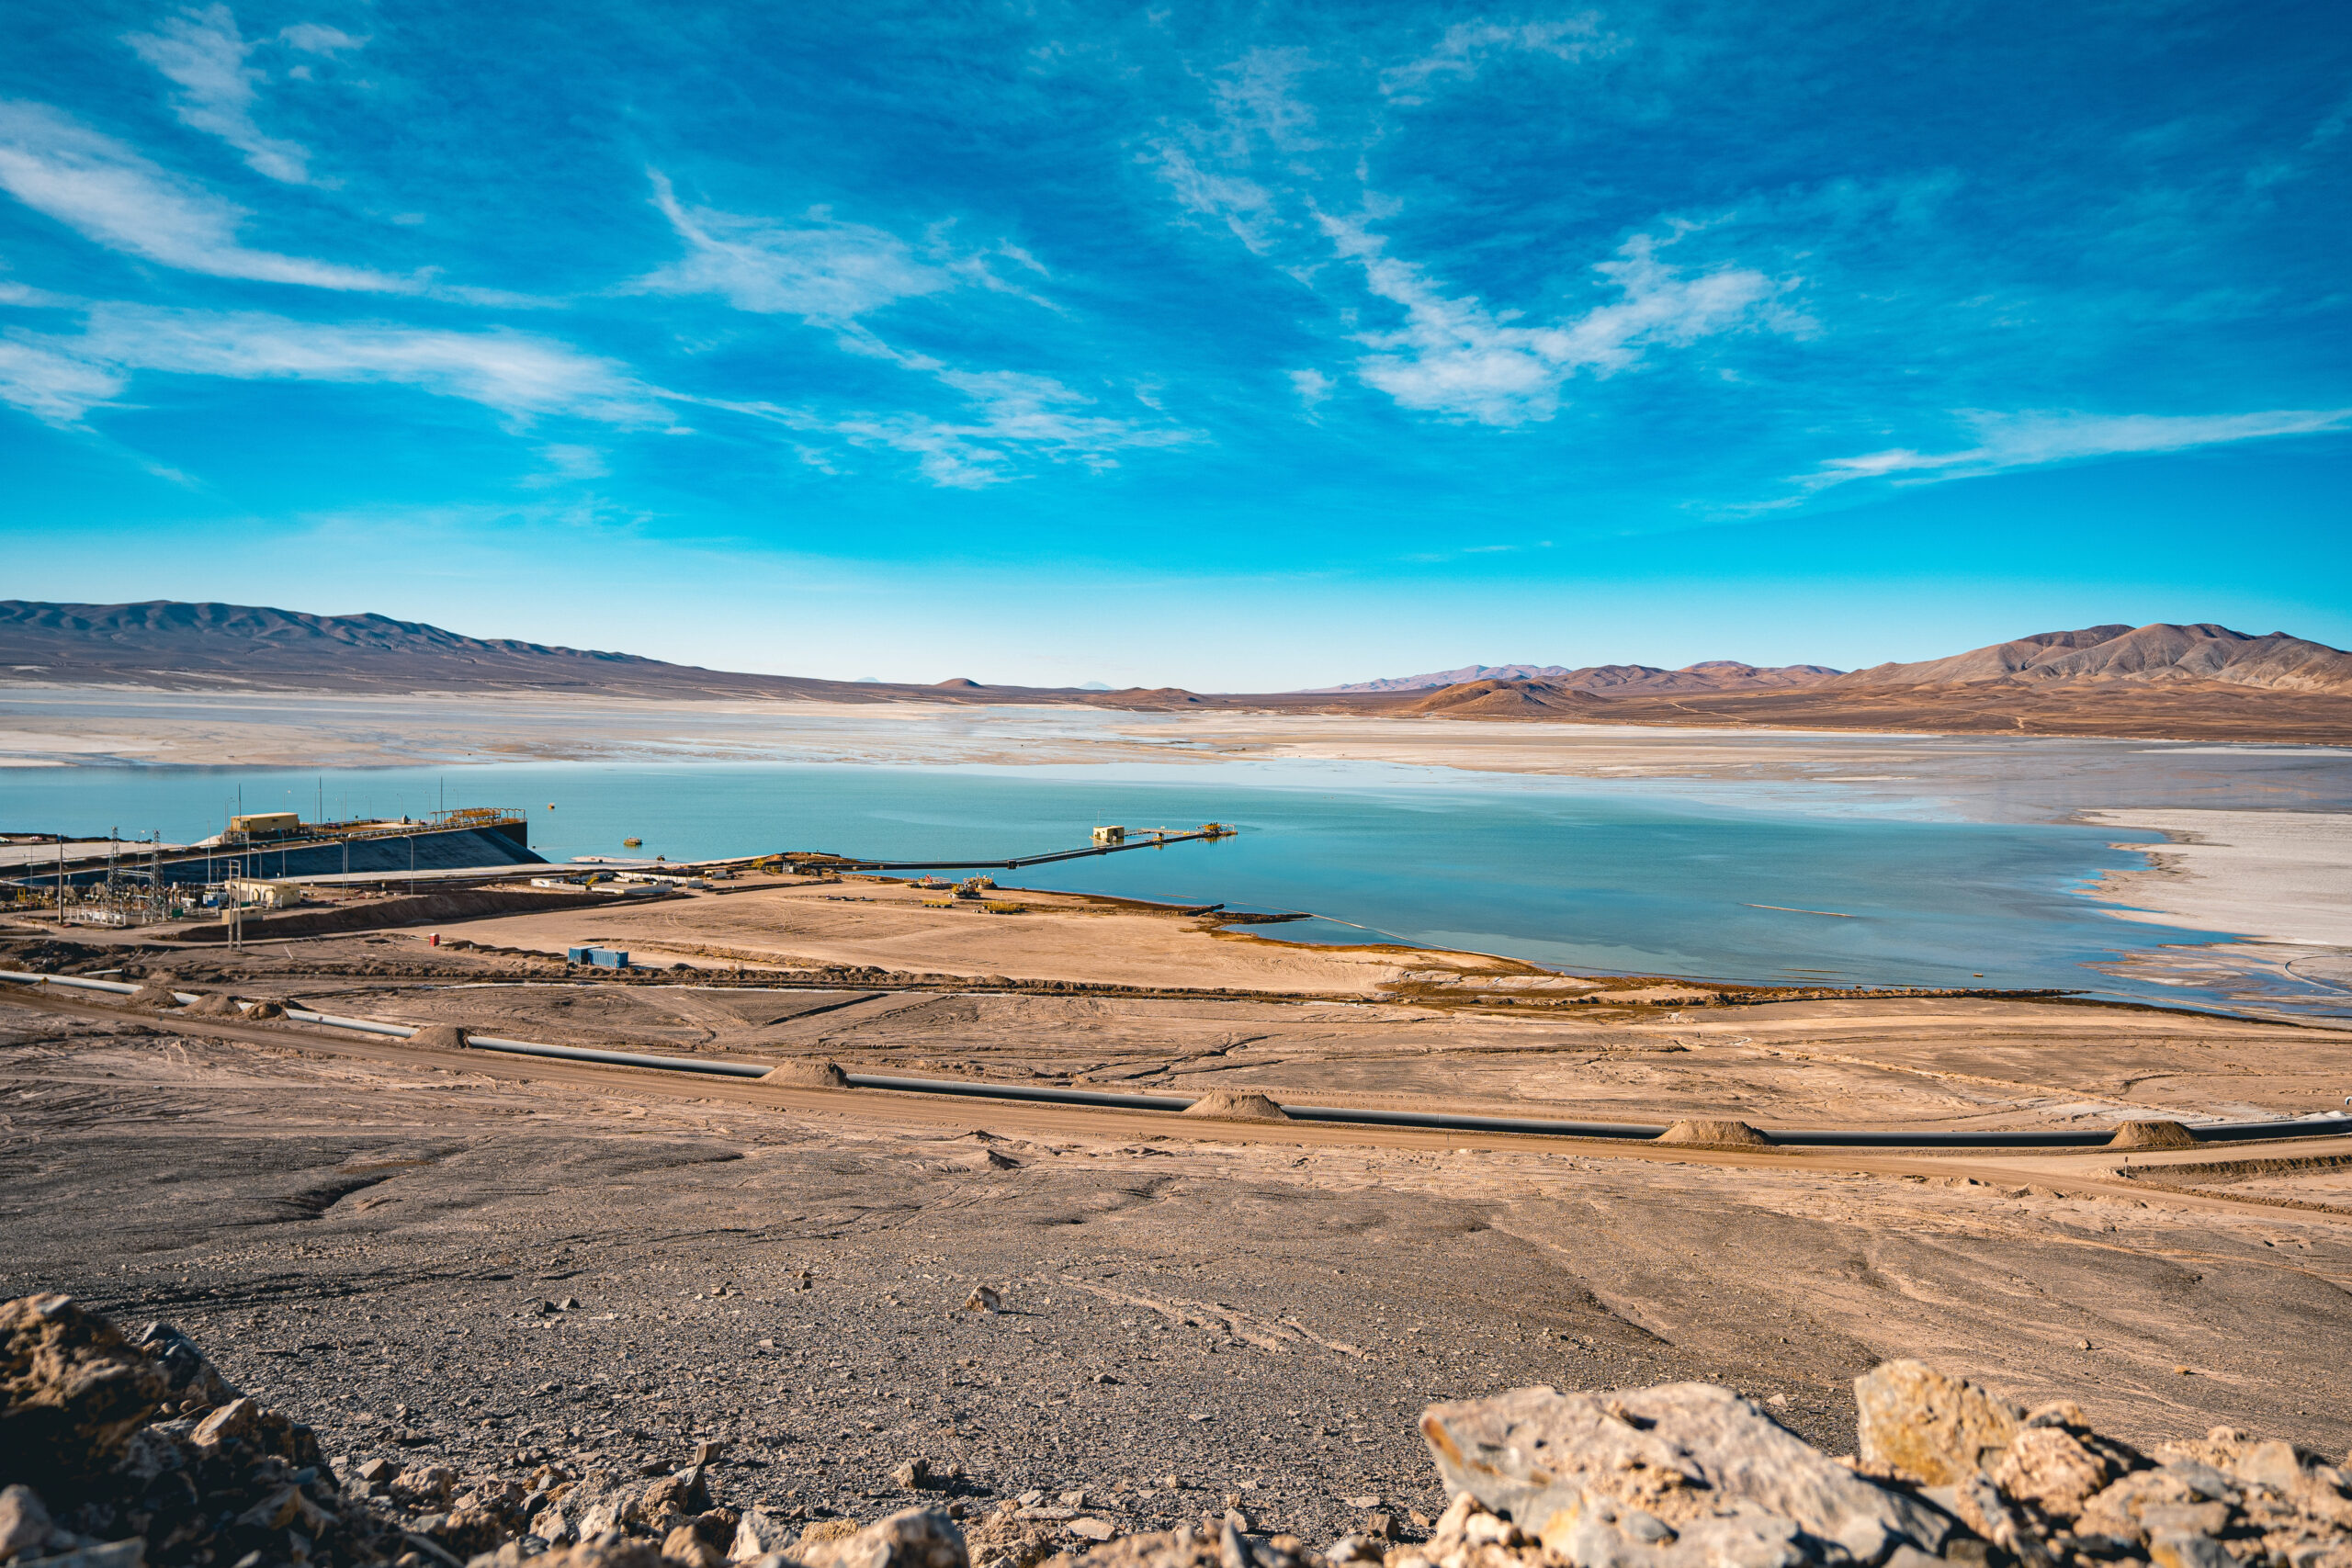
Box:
<box><xmin>6</xmin><ymin>688</ymin><xmax>2352</xmax><ymax>1560</ymax></box>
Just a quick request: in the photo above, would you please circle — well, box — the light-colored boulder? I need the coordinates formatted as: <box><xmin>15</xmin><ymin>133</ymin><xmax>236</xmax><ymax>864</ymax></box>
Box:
<box><xmin>0</xmin><ymin>1483</ymin><xmax>52</xmax><ymax>1560</ymax></box>
<box><xmin>793</xmin><ymin>1506</ymin><xmax>967</xmax><ymax>1568</ymax></box>
<box><xmin>733</xmin><ymin>1507</ymin><xmax>799</xmax><ymax>1562</ymax></box>
<box><xmin>1854</xmin><ymin>1359</ymin><xmax>2019</xmax><ymax>1485</ymax></box>
<box><xmin>1990</xmin><ymin>1427</ymin><xmax>2117</xmax><ymax>1520</ymax></box>
<box><xmin>1419</xmin><ymin>1382</ymin><xmax>1950</xmax><ymax>1566</ymax></box>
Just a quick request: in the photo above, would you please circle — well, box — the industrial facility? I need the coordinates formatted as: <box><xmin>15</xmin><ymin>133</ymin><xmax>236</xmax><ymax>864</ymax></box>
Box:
<box><xmin>0</xmin><ymin>813</ymin><xmax>1235</xmax><ymax>938</ymax></box>
<box><xmin>0</xmin><ymin>807</ymin><xmax>546</xmax><ymax>930</ymax></box>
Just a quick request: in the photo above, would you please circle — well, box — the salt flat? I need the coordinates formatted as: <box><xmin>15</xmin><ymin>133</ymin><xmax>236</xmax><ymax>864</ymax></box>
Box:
<box><xmin>2086</xmin><ymin>808</ymin><xmax>2352</xmax><ymax>947</ymax></box>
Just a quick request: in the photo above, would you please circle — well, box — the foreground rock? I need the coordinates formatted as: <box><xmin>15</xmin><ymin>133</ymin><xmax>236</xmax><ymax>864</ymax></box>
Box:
<box><xmin>0</xmin><ymin>1293</ymin><xmax>969</xmax><ymax>1568</ymax></box>
<box><xmin>1407</xmin><ymin>1362</ymin><xmax>2352</xmax><ymax>1568</ymax></box>
<box><xmin>1419</xmin><ymin>1382</ymin><xmax>1946</xmax><ymax>1566</ymax></box>
<box><xmin>7</xmin><ymin>1293</ymin><xmax>2350</xmax><ymax>1568</ymax></box>
<box><xmin>0</xmin><ymin>1293</ymin><xmax>411</xmax><ymax>1568</ymax></box>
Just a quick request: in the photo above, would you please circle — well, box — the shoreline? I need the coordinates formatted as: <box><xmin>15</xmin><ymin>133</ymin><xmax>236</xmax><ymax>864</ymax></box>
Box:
<box><xmin>2084</xmin><ymin>808</ymin><xmax>2352</xmax><ymax>949</ymax></box>
<box><xmin>6</xmin><ymin>682</ymin><xmax>2347</xmax><ymax>779</ymax></box>
<box><xmin>7</xmin><ymin>688</ymin><xmax>2347</xmax><ymax>1024</ymax></box>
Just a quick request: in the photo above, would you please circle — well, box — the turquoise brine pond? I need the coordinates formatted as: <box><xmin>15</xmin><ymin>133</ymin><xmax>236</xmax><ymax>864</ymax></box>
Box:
<box><xmin>0</xmin><ymin>757</ymin><xmax>2252</xmax><ymax>1007</ymax></box>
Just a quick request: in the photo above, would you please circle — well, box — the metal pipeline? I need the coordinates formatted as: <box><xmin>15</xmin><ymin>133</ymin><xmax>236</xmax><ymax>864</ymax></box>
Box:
<box><xmin>7</xmin><ymin>969</ymin><xmax>2350</xmax><ymax>1149</ymax></box>
<box><xmin>463</xmin><ymin>1035</ymin><xmax>770</xmax><ymax>1078</ymax></box>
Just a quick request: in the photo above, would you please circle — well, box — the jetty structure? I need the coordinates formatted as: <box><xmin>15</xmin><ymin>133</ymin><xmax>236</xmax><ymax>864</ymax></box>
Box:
<box><xmin>0</xmin><ymin>814</ymin><xmax>1237</xmax><ymax>931</ymax></box>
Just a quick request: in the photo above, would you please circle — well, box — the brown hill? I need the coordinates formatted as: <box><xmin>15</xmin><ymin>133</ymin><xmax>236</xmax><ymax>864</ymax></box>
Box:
<box><xmin>1395</xmin><ymin>679</ymin><xmax>1611</xmax><ymax>716</ymax></box>
<box><xmin>1831</xmin><ymin>623</ymin><xmax>2352</xmax><ymax>694</ymax></box>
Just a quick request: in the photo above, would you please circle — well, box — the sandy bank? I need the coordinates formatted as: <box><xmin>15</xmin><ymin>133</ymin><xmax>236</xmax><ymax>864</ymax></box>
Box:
<box><xmin>444</xmin><ymin>878</ymin><xmax>1530</xmax><ymax>997</ymax></box>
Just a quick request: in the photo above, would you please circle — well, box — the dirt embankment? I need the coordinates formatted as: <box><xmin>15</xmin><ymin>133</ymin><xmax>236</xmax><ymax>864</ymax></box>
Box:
<box><xmin>170</xmin><ymin>886</ymin><xmax>656</xmax><ymax>944</ymax></box>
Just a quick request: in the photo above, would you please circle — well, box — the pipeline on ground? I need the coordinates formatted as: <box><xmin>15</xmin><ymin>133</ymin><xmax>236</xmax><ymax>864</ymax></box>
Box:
<box><xmin>6</xmin><ymin>969</ymin><xmax>2348</xmax><ymax>1151</ymax></box>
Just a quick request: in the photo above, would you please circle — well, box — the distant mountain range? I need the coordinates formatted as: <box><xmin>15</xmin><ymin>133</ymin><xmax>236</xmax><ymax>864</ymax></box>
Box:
<box><xmin>1335</xmin><ymin>624</ymin><xmax>2352</xmax><ymax>698</ymax></box>
<box><xmin>0</xmin><ymin>600</ymin><xmax>1001</xmax><ymax>705</ymax></box>
<box><xmin>5</xmin><ymin>602</ymin><xmax>2348</xmax><ymax>743</ymax></box>
<box><xmin>1322</xmin><ymin>660</ymin><xmax>1845</xmax><ymax>693</ymax></box>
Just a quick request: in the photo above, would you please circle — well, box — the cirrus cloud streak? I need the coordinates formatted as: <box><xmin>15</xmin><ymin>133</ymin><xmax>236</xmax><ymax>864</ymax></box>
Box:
<box><xmin>1803</xmin><ymin>408</ymin><xmax>2352</xmax><ymax>491</ymax></box>
<box><xmin>0</xmin><ymin>100</ymin><xmax>402</xmax><ymax>289</ymax></box>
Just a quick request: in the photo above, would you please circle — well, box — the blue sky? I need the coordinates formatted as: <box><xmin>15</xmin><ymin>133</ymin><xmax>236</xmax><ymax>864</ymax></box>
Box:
<box><xmin>3</xmin><ymin>0</ymin><xmax>2346</xmax><ymax>688</ymax></box>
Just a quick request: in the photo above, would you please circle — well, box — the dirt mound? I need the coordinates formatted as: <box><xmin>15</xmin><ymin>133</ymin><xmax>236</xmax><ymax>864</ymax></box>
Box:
<box><xmin>408</xmin><ymin>1023</ymin><xmax>471</xmax><ymax>1050</ymax></box>
<box><xmin>1657</xmin><ymin>1119</ymin><xmax>1772</xmax><ymax>1147</ymax></box>
<box><xmin>1181</xmin><ymin>1089</ymin><xmax>1291</xmax><ymax>1122</ymax></box>
<box><xmin>181</xmin><ymin>992</ymin><xmax>243</xmax><ymax>1017</ymax></box>
<box><xmin>125</xmin><ymin>983</ymin><xmax>180</xmax><ymax>1010</ymax></box>
<box><xmin>2109</xmin><ymin>1120</ymin><xmax>2199</xmax><ymax>1149</ymax></box>
<box><xmin>763</xmin><ymin>1059</ymin><xmax>850</xmax><ymax>1088</ymax></box>
<box><xmin>174</xmin><ymin>885</ymin><xmax>616</xmax><ymax>943</ymax></box>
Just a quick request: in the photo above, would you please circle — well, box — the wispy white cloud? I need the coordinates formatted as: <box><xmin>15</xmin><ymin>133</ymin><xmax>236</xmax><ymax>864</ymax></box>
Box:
<box><xmin>1147</xmin><ymin>49</ymin><xmax>1324</xmax><ymax>255</ymax></box>
<box><xmin>0</xmin><ymin>277</ymin><xmax>78</xmax><ymax>309</ymax></box>
<box><xmin>1801</xmin><ymin>407</ymin><xmax>2352</xmax><ymax>491</ymax></box>
<box><xmin>0</xmin><ymin>337</ymin><xmax>127</xmax><ymax>423</ymax></box>
<box><xmin>1290</xmin><ymin>367</ymin><xmax>1334</xmax><ymax>411</ymax></box>
<box><xmin>523</xmin><ymin>443</ymin><xmax>610</xmax><ymax>487</ymax></box>
<box><xmin>1148</xmin><ymin>31</ymin><xmax>1774</xmax><ymax>427</ymax></box>
<box><xmin>632</xmin><ymin>172</ymin><xmax>952</xmax><ymax>333</ymax></box>
<box><xmin>705</xmin><ymin>370</ymin><xmax>1196</xmax><ymax>489</ymax></box>
<box><xmin>1382</xmin><ymin>17</ymin><xmax>1615</xmax><ymax>100</ymax></box>
<box><xmin>0</xmin><ymin>304</ymin><xmax>669</xmax><ymax>427</ymax></box>
<box><xmin>639</xmin><ymin>174</ymin><xmax>1189</xmax><ymax>486</ymax></box>
<box><xmin>0</xmin><ymin>101</ymin><xmax>402</xmax><ymax>289</ymax></box>
<box><xmin>277</xmin><ymin>22</ymin><xmax>366</xmax><ymax>56</ymax></box>
<box><xmin>636</xmin><ymin>175</ymin><xmax>1055</xmax><ymax>332</ymax></box>
<box><xmin>1214</xmin><ymin>48</ymin><xmax>1323</xmax><ymax>152</ymax></box>
<box><xmin>1147</xmin><ymin>142</ymin><xmax>1283</xmax><ymax>254</ymax></box>
<box><xmin>1331</xmin><ymin>222</ymin><xmax>1792</xmax><ymax>424</ymax></box>
<box><xmin>125</xmin><ymin>5</ymin><xmax>316</xmax><ymax>185</ymax></box>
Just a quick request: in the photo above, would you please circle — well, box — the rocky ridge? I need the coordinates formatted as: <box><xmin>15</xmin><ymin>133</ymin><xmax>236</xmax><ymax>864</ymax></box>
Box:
<box><xmin>1327</xmin><ymin>626</ymin><xmax>2352</xmax><ymax>701</ymax></box>
<box><xmin>6</xmin><ymin>1297</ymin><xmax>2350</xmax><ymax>1568</ymax></box>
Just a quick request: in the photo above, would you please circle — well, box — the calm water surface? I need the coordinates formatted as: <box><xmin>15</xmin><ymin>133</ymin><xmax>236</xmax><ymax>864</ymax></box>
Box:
<box><xmin>0</xmin><ymin>757</ymin><xmax>2271</xmax><ymax>1008</ymax></box>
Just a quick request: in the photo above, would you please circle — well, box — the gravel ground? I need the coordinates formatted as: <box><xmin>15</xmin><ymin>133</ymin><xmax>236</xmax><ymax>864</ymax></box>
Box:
<box><xmin>0</xmin><ymin>1012</ymin><xmax>1796</xmax><ymax>1548</ymax></box>
<box><xmin>6</xmin><ymin>981</ymin><xmax>2351</xmax><ymax>1554</ymax></box>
